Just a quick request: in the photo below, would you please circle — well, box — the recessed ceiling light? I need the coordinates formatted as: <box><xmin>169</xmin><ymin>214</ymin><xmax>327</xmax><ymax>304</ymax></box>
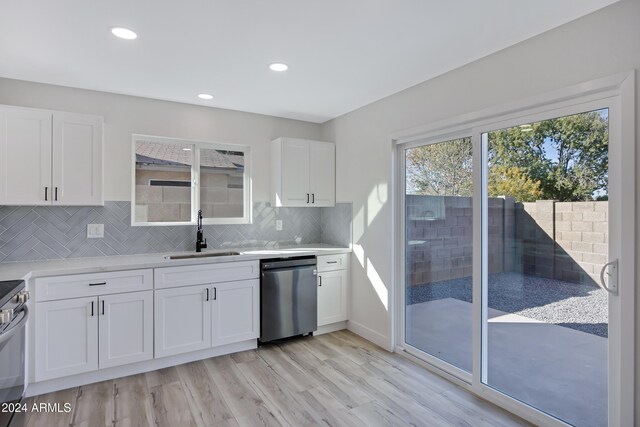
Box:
<box><xmin>110</xmin><ymin>27</ymin><xmax>137</xmax><ymax>40</ymax></box>
<box><xmin>182</xmin><ymin>148</ymin><xmax>192</xmax><ymax>151</ymax></box>
<box><xmin>269</xmin><ymin>63</ymin><xmax>289</xmax><ymax>72</ymax></box>
<box><xmin>198</xmin><ymin>93</ymin><xmax>214</xmax><ymax>100</ymax></box>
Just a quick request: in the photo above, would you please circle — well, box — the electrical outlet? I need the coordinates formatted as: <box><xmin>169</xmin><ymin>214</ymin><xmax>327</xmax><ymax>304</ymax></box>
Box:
<box><xmin>275</xmin><ymin>219</ymin><xmax>283</xmax><ymax>231</ymax></box>
<box><xmin>87</xmin><ymin>224</ymin><xmax>104</xmax><ymax>238</ymax></box>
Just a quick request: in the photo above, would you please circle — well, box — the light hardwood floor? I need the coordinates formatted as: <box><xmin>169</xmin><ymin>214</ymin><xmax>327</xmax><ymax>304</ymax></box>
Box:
<box><xmin>20</xmin><ymin>330</ymin><xmax>530</xmax><ymax>427</ymax></box>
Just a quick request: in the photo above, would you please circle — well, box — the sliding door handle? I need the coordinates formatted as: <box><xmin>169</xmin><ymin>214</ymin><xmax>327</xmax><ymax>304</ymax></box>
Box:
<box><xmin>599</xmin><ymin>259</ymin><xmax>618</xmax><ymax>295</ymax></box>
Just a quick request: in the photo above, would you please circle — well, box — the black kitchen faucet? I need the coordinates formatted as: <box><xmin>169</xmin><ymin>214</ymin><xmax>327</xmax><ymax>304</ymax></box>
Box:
<box><xmin>196</xmin><ymin>209</ymin><xmax>207</xmax><ymax>252</ymax></box>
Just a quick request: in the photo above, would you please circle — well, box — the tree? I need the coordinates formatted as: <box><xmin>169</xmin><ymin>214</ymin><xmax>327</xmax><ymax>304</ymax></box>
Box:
<box><xmin>488</xmin><ymin>110</ymin><xmax>608</xmax><ymax>201</ymax></box>
<box><xmin>405</xmin><ymin>138</ymin><xmax>472</xmax><ymax>196</ymax></box>
<box><xmin>488</xmin><ymin>165</ymin><xmax>542</xmax><ymax>202</ymax></box>
<box><xmin>405</xmin><ymin>110</ymin><xmax>608</xmax><ymax>202</ymax></box>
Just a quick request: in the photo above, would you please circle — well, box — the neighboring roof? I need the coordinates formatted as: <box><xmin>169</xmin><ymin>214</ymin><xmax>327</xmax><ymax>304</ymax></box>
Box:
<box><xmin>135</xmin><ymin>141</ymin><xmax>243</xmax><ymax>169</ymax></box>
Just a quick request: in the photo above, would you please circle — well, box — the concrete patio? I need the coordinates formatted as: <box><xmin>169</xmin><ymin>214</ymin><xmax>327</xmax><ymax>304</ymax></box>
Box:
<box><xmin>406</xmin><ymin>298</ymin><xmax>607</xmax><ymax>427</ymax></box>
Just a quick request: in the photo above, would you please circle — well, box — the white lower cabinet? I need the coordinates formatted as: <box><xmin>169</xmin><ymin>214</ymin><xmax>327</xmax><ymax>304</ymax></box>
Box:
<box><xmin>35</xmin><ymin>296</ymin><xmax>98</xmax><ymax>381</ymax></box>
<box><xmin>317</xmin><ymin>269</ymin><xmax>348</xmax><ymax>326</ymax></box>
<box><xmin>155</xmin><ymin>279</ymin><xmax>259</xmax><ymax>357</ymax></box>
<box><xmin>35</xmin><ymin>290</ymin><xmax>154</xmax><ymax>381</ymax></box>
<box><xmin>212</xmin><ymin>279</ymin><xmax>259</xmax><ymax>346</ymax></box>
<box><xmin>99</xmin><ymin>291</ymin><xmax>153</xmax><ymax>369</ymax></box>
<box><xmin>154</xmin><ymin>284</ymin><xmax>212</xmax><ymax>358</ymax></box>
<box><xmin>317</xmin><ymin>254</ymin><xmax>349</xmax><ymax>327</ymax></box>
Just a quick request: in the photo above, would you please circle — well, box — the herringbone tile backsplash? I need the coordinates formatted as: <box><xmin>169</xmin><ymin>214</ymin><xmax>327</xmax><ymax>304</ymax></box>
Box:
<box><xmin>0</xmin><ymin>202</ymin><xmax>352</xmax><ymax>263</ymax></box>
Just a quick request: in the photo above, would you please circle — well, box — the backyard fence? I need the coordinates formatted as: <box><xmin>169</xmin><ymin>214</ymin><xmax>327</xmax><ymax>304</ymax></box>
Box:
<box><xmin>406</xmin><ymin>195</ymin><xmax>607</xmax><ymax>286</ymax></box>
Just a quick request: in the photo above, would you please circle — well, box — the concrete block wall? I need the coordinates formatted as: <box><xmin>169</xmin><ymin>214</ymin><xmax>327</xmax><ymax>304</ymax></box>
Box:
<box><xmin>407</xmin><ymin>195</ymin><xmax>607</xmax><ymax>286</ymax></box>
<box><xmin>553</xmin><ymin>201</ymin><xmax>608</xmax><ymax>284</ymax></box>
<box><xmin>135</xmin><ymin>169</ymin><xmax>244</xmax><ymax>222</ymax></box>
<box><xmin>406</xmin><ymin>195</ymin><xmax>514</xmax><ymax>286</ymax></box>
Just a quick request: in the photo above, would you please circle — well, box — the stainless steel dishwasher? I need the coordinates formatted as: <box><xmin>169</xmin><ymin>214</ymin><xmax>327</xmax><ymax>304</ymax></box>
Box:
<box><xmin>260</xmin><ymin>256</ymin><xmax>317</xmax><ymax>343</ymax></box>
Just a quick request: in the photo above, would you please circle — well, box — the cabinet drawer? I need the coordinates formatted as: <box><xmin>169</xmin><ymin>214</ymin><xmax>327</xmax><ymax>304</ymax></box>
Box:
<box><xmin>317</xmin><ymin>254</ymin><xmax>349</xmax><ymax>272</ymax></box>
<box><xmin>154</xmin><ymin>260</ymin><xmax>259</xmax><ymax>289</ymax></box>
<box><xmin>35</xmin><ymin>269</ymin><xmax>153</xmax><ymax>302</ymax></box>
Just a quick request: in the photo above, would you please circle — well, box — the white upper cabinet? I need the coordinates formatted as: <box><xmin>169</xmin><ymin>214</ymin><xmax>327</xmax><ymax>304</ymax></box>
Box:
<box><xmin>271</xmin><ymin>137</ymin><xmax>335</xmax><ymax>207</ymax></box>
<box><xmin>308</xmin><ymin>141</ymin><xmax>336</xmax><ymax>207</ymax></box>
<box><xmin>52</xmin><ymin>112</ymin><xmax>103</xmax><ymax>205</ymax></box>
<box><xmin>0</xmin><ymin>106</ymin><xmax>52</xmax><ymax>205</ymax></box>
<box><xmin>0</xmin><ymin>105</ymin><xmax>103</xmax><ymax>206</ymax></box>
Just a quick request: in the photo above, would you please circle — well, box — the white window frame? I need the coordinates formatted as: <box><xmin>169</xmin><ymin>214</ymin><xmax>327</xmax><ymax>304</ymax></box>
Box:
<box><xmin>131</xmin><ymin>134</ymin><xmax>252</xmax><ymax>226</ymax></box>
<box><xmin>391</xmin><ymin>71</ymin><xmax>635</xmax><ymax>427</ymax></box>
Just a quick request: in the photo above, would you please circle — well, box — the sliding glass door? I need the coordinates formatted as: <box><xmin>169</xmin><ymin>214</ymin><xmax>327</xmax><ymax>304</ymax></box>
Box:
<box><xmin>480</xmin><ymin>108</ymin><xmax>610</xmax><ymax>427</ymax></box>
<box><xmin>404</xmin><ymin>137</ymin><xmax>474</xmax><ymax>376</ymax></box>
<box><xmin>398</xmin><ymin>87</ymin><xmax>632</xmax><ymax>426</ymax></box>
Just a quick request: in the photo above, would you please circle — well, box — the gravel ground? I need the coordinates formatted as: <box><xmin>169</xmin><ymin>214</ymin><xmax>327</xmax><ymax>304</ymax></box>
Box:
<box><xmin>407</xmin><ymin>272</ymin><xmax>608</xmax><ymax>338</ymax></box>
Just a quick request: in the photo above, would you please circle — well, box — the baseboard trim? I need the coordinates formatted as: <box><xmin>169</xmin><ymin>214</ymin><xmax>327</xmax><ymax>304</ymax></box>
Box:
<box><xmin>347</xmin><ymin>320</ymin><xmax>391</xmax><ymax>351</ymax></box>
<box><xmin>315</xmin><ymin>321</ymin><xmax>348</xmax><ymax>335</ymax></box>
<box><xmin>26</xmin><ymin>340</ymin><xmax>255</xmax><ymax>397</ymax></box>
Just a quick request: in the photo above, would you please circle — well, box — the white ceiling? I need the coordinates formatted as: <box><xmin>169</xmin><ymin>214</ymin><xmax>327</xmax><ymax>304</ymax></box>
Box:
<box><xmin>0</xmin><ymin>0</ymin><xmax>618</xmax><ymax>123</ymax></box>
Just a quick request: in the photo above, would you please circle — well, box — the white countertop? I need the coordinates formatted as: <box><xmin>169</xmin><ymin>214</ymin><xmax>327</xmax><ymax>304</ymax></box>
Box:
<box><xmin>0</xmin><ymin>244</ymin><xmax>351</xmax><ymax>282</ymax></box>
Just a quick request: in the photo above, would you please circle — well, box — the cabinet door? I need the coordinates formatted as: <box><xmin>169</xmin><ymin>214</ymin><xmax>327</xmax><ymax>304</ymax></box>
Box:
<box><xmin>280</xmin><ymin>138</ymin><xmax>310</xmax><ymax>206</ymax></box>
<box><xmin>155</xmin><ymin>285</ymin><xmax>211</xmax><ymax>358</ymax></box>
<box><xmin>99</xmin><ymin>291</ymin><xmax>153</xmax><ymax>369</ymax></box>
<box><xmin>317</xmin><ymin>270</ymin><xmax>348</xmax><ymax>326</ymax></box>
<box><xmin>52</xmin><ymin>112</ymin><xmax>103</xmax><ymax>206</ymax></box>
<box><xmin>211</xmin><ymin>279</ymin><xmax>259</xmax><ymax>346</ymax></box>
<box><xmin>0</xmin><ymin>107</ymin><xmax>52</xmax><ymax>205</ymax></box>
<box><xmin>35</xmin><ymin>297</ymin><xmax>98</xmax><ymax>381</ymax></box>
<box><xmin>309</xmin><ymin>141</ymin><xmax>335</xmax><ymax>207</ymax></box>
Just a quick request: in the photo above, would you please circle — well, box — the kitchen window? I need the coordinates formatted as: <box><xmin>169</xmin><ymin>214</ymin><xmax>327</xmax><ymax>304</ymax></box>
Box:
<box><xmin>131</xmin><ymin>135</ymin><xmax>251</xmax><ymax>226</ymax></box>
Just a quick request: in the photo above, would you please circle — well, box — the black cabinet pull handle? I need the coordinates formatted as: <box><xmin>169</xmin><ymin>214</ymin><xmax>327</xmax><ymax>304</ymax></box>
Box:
<box><xmin>306</xmin><ymin>193</ymin><xmax>310</xmax><ymax>203</ymax></box>
<box><xmin>205</xmin><ymin>288</ymin><xmax>210</xmax><ymax>301</ymax></box>
<box><xmin>319</xmin><ymin>276</ymin><xmax>322</xmax><ymax>286</ymax></box>
<box><xmin>101</xmin><ymin>300</ymin><xmax>105</xmax><ymax>315</ymax></box>
<box><xmin>55</xmin><ymin>187</ymin><xmax>58</xmax><ymax>201</ymax></box>
<box><xmin>44</xmin><ymin>187</ymin><xmax>48</xmax><ymax>201</ymax></box>
<box><xmin>327</xmin><ymin>261</ymin><xmax>338</xmax><ymax>264</ymax></box>
<box><xmin>214</xmin><ymin>287</ymin><xmax>217</xmax><ymax>301</ymax></box>
<box><xmin>312</xmin><ymin>193</ymin><xmax>315</xmax><ymax>203</ymax></box>
<box><xmin>90</xmin><ymin>301</ymin><xmax>94</xmax><ymax>317</ymax></box>
<box><xmin>89</xmin><ymin>282</ymin><xmax>107</xmax><ymax>286</ymax></box>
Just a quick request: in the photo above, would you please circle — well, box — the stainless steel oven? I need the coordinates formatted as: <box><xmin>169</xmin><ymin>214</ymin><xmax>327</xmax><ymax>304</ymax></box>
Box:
<box><xmin>0</xmin><ymin>280</ymin><xmax>29</xmax><ymax>427</ymax></box>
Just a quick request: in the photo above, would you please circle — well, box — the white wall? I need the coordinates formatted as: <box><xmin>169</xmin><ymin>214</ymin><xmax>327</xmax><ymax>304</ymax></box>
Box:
<box><xmin>0</xmin><ymin>78</ymin><xmax>322</xmax><ymax>202</ymax></box>
<box><xmin>322</xmin><ymin>0</ymin><xmax>640</xmax><ymax>383</ymax></box>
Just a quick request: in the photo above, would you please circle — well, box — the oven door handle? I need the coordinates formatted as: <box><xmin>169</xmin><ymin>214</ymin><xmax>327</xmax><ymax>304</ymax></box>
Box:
<box><xmin>0</xmin><ymin>305</ymin><xmax>28</xmax><ymax>345</ymax></box>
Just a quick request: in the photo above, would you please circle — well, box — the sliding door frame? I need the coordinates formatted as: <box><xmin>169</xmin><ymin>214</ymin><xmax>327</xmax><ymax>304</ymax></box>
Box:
<box><xmin>392</xmin><ymin>71</ymin><xmax>635</xmax><ymax>426</ymax></box>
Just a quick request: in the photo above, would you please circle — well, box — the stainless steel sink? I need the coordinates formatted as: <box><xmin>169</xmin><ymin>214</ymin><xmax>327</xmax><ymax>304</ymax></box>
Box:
<box><xmin>164</xmin><ymin>251</ymin><xmax>241</xmax><ymax>260</ymax></box>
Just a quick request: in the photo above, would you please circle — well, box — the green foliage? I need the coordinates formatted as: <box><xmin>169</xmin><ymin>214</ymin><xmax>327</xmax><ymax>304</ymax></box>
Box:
<box><xmin>488</xmin><ymin>111</ymin><xmax>608</xmax><ymax>201</ymax></box>
<box><xmin>405</xmin><ymin>110</ymin><xmax>608</xmax><ymax>202</ymax></box>
<box><xmin>488</xmin><ymin>165</ymin><xmax>542</xmax><ymax>202</ymax></box>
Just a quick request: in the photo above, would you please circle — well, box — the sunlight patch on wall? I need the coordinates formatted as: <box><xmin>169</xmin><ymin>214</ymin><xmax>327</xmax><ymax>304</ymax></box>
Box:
<box><xmin>367</xmin><ymin>182</ymin><xmax>387</xmax><ymax>227</ymax></box>
<box><xmin>353</xmin><ymin>243</ymin><xmax>365</xmax><ymax>267</ymax></box>
<box><xmin>366</xmin><ymin>258</ymin><xmax>389</xmax><ymax>311</ymax></box>
<box><xmin>353</xmin><ymin>204</ymin><xmax>366</xmax><ymax>242</ymax></box>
